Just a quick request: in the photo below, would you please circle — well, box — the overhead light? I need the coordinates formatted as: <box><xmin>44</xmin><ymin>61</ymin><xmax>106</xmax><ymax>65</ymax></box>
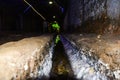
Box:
<box><xmin>49</xmin><ymin>1</ymin><xmax>53</xmax><ymax>4</ymax></box>
<box><xmin>53</xmin><ymin>16</ymin><xmax>56</xmax><ymax>18</ymax></box>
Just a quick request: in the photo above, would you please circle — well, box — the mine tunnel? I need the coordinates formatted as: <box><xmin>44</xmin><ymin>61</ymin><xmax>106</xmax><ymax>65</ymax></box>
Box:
<box><xmin>0</xmin><ymin>0</ymin><xmax>120</xmax><ymax>80</ymax></box>
<box><xmin>49</xmin><ymin>39</ymin><xmax>75</xmax><ymax>80</ymax></box>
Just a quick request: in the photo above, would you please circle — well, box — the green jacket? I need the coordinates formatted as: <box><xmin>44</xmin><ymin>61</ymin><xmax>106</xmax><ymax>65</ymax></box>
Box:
<box><xmin>52</xmin><ymin>23</ymin><xmax>60</xmax><ymax>31</ymax></box>
<box><xmin>55</xmin><ymin>35</ymin><xmax>60</xmax><ymax>44</ymax></box>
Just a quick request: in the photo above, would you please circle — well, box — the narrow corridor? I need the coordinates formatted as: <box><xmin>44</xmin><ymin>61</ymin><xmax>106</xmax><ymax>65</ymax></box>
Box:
<box><xmin>49</xmin><ymin>40</ymin><xmax>75</xmax><ymax>80</ymax></box>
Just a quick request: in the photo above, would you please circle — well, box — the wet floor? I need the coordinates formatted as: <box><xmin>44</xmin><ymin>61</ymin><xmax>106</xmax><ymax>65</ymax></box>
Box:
<box><xmin>49</xmin><ymin>41</ymin><xmax>75</xmax><ymax>80</ymax></box>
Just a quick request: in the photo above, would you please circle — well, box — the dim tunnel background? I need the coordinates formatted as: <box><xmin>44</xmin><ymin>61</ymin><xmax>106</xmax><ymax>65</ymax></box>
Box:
<box><xmin>0</xmin><ymin>0</ymin><xmax>120</xmax><ymax>34</ymax></box>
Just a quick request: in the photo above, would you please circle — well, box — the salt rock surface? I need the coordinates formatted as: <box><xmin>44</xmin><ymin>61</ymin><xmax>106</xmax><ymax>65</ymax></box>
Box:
<box><xmin>0</xmin><ymin>35</ymin><xmax>52</xmax><ymax>80</ymax></box>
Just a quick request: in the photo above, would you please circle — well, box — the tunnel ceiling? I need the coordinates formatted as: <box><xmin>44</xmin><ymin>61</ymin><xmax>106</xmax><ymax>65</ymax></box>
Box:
<box><xmin>0</xmin><ymin>0</ymin><xmax>69</xmax><ymax>22</ymax></box>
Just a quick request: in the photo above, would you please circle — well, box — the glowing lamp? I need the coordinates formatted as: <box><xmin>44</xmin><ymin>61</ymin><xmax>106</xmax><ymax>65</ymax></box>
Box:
<box><xmin>49</xmin><ymin>1</ymin><xmax>53</xmax><ymax>4</ymax></box>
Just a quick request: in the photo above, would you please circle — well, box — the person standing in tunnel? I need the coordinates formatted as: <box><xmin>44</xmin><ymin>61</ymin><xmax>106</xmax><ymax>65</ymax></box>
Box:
<box><xmin>51</xmin><ymin>21</ymin><xmax>60</xmax><ymax>34</ymax></box>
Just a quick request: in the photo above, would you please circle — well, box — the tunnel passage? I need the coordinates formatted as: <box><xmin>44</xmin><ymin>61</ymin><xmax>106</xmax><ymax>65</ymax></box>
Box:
<box><xmin>49</xmin><ymin>40</ymin><xmax>75</xmax><ymax>80</ymax></box>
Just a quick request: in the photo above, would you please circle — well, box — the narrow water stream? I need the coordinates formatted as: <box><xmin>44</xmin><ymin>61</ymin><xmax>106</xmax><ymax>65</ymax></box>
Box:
<box><xmin>36</xmin><ymin>35</ymin><xmax>114</xmax><ymax>80</ymax></box>
<box><xmin>49</xmin><ymin>41</ymin><xmax>75</xmax><ymax>80</ymax></box>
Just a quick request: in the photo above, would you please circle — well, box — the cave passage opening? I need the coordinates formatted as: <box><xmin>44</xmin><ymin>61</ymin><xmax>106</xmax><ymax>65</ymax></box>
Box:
<box><xmin>49</xmin><ymin>39</ymin><xmax>75</xmax><ymax>80</ymax></box>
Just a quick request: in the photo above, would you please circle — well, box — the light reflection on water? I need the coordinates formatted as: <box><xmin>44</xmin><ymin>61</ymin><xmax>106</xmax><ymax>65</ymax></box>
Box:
<box><xmin>37</xmin><ymin>35</ymin><xmax>115</xmax><ymax>80</ymax></box>
<box><xmin>38</xmin><ymin>42</ymin><xmax>54</xmax><ymax>79</ymax></box>
<box><xmin>60</xmin><ymin>35</ymin><xmax>114</xmax><ymax>80</ymax></box>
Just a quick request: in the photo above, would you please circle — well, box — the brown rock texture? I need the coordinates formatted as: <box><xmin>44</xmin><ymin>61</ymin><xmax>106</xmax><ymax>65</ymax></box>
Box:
<box><xmin>67</xmin><ymin>34</ymin><xmax>120</xmax><ymax>70</ymax></box>
<box><xmin>0</xmin><ymin>35</ymin><xmax>52</xmax><ymax>80</ymax></box>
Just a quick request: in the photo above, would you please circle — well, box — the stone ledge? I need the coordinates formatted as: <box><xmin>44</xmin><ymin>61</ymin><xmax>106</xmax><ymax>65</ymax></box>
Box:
<box><xmin>0</xmin><ymin>35</ymin><xmax>53</xmax><ymax>80</ymax></box>
<box><xmin>66</xmin><ymin>34</ymin><xmax>120</xmax><ymax>70</ymax></box>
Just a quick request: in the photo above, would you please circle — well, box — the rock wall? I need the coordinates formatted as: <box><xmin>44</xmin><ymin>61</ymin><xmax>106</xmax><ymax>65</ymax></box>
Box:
<box><xmin>65</xmin><ymin>34</ymin><xmax>120</xmax><ymax>79</ymax></box>
<box><xmin>0</xmin><ymin>35</ymin><xmax>53</xmax><ymax>80</ymax></box>
<box><xmin>64</xmin><ymin>0</ymin><xmax>120</xmax><ymax>34</ymax></box>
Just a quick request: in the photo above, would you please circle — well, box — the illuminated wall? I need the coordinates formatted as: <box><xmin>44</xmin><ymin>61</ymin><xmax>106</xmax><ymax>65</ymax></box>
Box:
<box><xmin>64</xmin><ymin>0</ymin><xmax>120</xmax><ymax>34</ymax></box>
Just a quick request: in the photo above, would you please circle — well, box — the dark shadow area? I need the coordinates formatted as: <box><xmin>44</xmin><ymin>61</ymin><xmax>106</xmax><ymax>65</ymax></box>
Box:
<box><xmin>0</xmin><ymin>32</ymin><xmax>43</xmax><ymax>45</ymax></box>
<box><xmin>49</xmin><ymin>40</ymin><xmax>76</xmax><ymax>80</ymax></box>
